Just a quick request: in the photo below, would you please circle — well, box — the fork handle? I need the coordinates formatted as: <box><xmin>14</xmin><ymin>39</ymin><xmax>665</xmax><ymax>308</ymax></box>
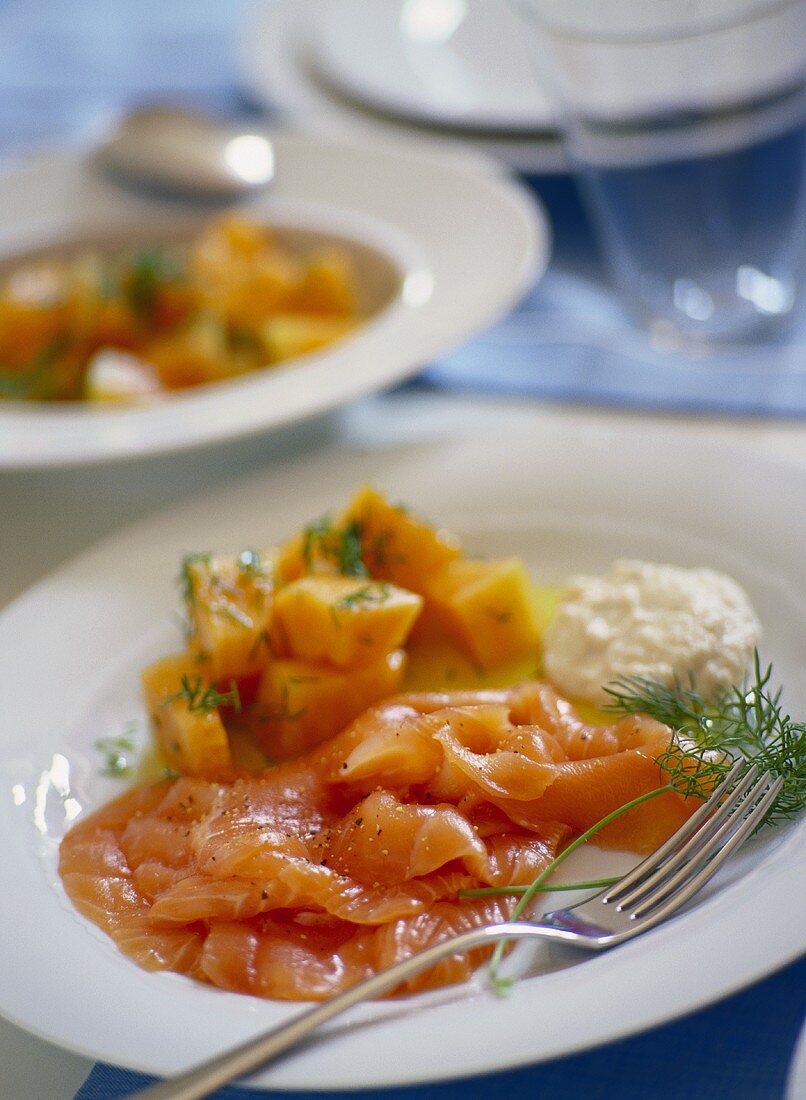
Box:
<box><xmin>135</xmin><ymin>920</ymin><xmax>571</xmax><ymax>1100</ymax></box>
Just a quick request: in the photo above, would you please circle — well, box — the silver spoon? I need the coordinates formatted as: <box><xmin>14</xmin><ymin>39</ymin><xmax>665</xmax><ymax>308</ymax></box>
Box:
<box><xmin>97</xmin><ymin>106</ymin><xmax>275</xmax><ymax>198</ymax></box>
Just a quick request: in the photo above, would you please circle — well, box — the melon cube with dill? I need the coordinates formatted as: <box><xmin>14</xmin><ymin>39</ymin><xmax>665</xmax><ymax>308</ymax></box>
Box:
<box><xmin>423</xmin><ymin>558</ymin><xmax>541</xmax><ymax>668</ymax></box>
<box><xmin>182</xmin><ymin>548</ymin><xmax>276</xmax><ymax>680</ymax></box>
<box><xmin>274</xmin><ymin>514</ymin><xmax>368</xmax><ymax>582</ymax></box>
<box><xmin>254</xmin><ymin>650</ymin><xmax>407</xmax><ymax>759</ymax></box>
<box><xmin>273</xmin><ymin>575</ymin><xmax>422</xmax><ymax>668</ymax></box>
<box><xmin>338</xmin><ymin>485</ymin><xmax>461</xmax><ymax>592</ymax></box>
<box><xmin>141</xmin><ymin>653</ymin><xmax>235</xmax><ymax>778</ymax></box>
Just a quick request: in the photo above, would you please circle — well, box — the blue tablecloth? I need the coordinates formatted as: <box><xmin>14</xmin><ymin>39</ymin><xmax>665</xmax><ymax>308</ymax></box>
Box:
<box><xmin>0</xmin><ymin>3</ymin><xmax>803</xmax><ymax>1096</ymax></box>
<box><xmin>76</xmin><ymin>957</ymin><xmax>806</xmax><ymax>1100</ymax></box>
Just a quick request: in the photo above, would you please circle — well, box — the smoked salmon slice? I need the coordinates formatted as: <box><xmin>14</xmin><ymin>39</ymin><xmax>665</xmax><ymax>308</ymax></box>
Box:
<box><xmin>60</xmin><ymin>682</ymin><xmax>692</xmax><ymax>1000</ymax></box>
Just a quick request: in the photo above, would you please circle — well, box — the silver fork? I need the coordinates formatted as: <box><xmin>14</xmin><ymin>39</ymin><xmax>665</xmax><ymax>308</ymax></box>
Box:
<box><xmin>137</xmin><ymin>762</ymin><xmax>782</xmax><ymax>1100</ymax></box>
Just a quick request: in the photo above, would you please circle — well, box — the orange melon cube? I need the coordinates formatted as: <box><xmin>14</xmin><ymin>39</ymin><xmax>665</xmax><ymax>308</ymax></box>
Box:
<box><xmin>339</xmin><ymin>485</ymin><xmax>461</xmax><ymax>592</ymax></box>
<box><xmin>424</xmin><ymin>558</ymin><xmax>541</xmax><ymax>668</ymax></box>
<box><xmin>182</xmin><ymin>548</ymin><xmax>276</xmax><ymax>680</ymax></box>
<box><xmin>0</xmin><ymin>296</ymin><xmax>69</xmax><ymax>369</ymax></box>
<box><xmin>222</xmin><ymin>259</ymin><xmax>305</xmax><ymax>327</ymax></box>
<box><xmin>141</xmin><ymin>653</ymin><xmax>234</xmax><ymax>778</ymax></box>
<box><xmin>273</xmin><ymin>529</ymin><xmax>314</xmax><ymax>583</ymax></box>
<box><xmin>193</xmin><ymin>215</ymin><xmax>267</xmax><ymax>263</ymax></box>
<box><xmin>292</xmin><ymin>252</ymin><xmax>356</xmax><ymax>315</ymax></box>
<box><xmin>145</xmin><ymin>313</ymin><xmax>230</xmax><ymax>389</ymax></box>
<box><xmin>255</xmin><ymin>650</ymin><xmax>406</xmax><ymax>759</ymax></box>
<box><xmin>273</xmin><ymin>576</ymin><xmax>422</xmax><ymax>668</ymax></box>
<box><xmin>274</xmin><ymin>516</ymin><xmax>367</xmax><ymax>582</ymax></box>
<box><xmin>259</xmin><ymin>313</ymin><xmax>354</xmax><ymax>362</ymax></box>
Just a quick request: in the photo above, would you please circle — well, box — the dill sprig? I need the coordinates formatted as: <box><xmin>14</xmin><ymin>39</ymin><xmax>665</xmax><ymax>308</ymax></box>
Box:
<box><xmin>337</xmin><ymin>583</ymin><xmax>391</xmax><ymax>610</ymax></box>
<box><xmin>487</xmin><ymin>786</ymin><xmax>670</xmax><ymax>991</ymax></box>
<box><xmin>461</xmin><ymin>877</ymin><xmax>619</xmax><ymax>899</ymax></box>
<box><xmin>603</xmin><ymin>652</ymin><xmax>805</xmax><ymax>827</ymax></box>
<box><xmin>124</xmin><ymin>246</ymin><xmax>185</xmax><ymax>318</ymax></box>
<box><xmin>302</xmin><ymin>516</ymin><xmax>368</xmax><ymax>577</ymax></box>
<box><xmin>0</xmin><ymin>336</ymin><xmax>69</xmax><ymax>400</ymax></box>
<box><xmin>95</xmin><ymin>722</ymin><xmax>138</xmax><ymax>777</ymax></box>
<box><xmin>178</xmin><ymin>552</ymin><xmax>211</xmax><ymax>606</ymax></box>
<box><xmin>248</xmin><ymin>684</ymin><xmax>306</xmax><ymax>723</ymax></box>
<box><xmin>237</xmin><ymin>549</ymin><xmax>267</xmax><ymax>579</ymax></box>
<box><xmin>485</xmin><ymin>655</ymin><xmax>803</xmax><ymax>991</ymax></box>
<box><xmin>162</xmin><ymin>674</ymin><xmax>241</xmax><ymax>715</ymax></box>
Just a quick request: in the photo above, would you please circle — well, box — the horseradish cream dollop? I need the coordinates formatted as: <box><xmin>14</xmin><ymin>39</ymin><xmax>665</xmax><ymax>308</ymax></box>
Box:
<box><xmin>543</xmin><ymin>559</ymin><xmax>761</xmax><ymax>705</ymax></box>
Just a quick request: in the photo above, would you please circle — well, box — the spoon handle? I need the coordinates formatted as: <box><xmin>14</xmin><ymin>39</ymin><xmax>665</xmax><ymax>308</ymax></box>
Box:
<box><xmin>135</xmin><ymin>921</ymin><xmax>547</xmax><ymax>1099</ymax></box>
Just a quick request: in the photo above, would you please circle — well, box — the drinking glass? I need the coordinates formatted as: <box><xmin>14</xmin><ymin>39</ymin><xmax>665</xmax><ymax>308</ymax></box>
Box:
<box><xmin>516</xmin><ymin>0</ymin><xmax>806</xmax><ymax>345</ymax></box>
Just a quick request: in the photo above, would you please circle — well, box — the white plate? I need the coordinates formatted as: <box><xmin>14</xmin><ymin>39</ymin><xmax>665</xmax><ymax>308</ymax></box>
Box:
<box><xmin>237</xmin><ymin>0</ymin><xmax>567</xmax><ymax>174</ymax></box>
<box><xmin>311</xmin><ymin>0</ymin><xmax>553</xmax><ymax>133</ymax></box>
<box><xmin>1</xmin><ymin>403</ymin><xmax>804</xmax><ymax>1089</ymax></box>
<box><xmin>0</xmin><ymin>139</ymin><xmax>547</xmax><ymax>469</ymax></box>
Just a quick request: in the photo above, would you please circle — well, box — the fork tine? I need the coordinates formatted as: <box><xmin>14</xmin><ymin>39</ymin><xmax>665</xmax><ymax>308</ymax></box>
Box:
<box><xmin>630</xmin><ymin>773</ymin><xmax>783</xmax><ymax>922</ymax></box>
<box><xmin>611</xmin><ymin>763</ymin><xmax>761</xmax><ymax>910</ymax></box>
<box><xmin>604</xmin><ymin>757</ymin><xmax>747</xmax><ymax>904</ymax></box>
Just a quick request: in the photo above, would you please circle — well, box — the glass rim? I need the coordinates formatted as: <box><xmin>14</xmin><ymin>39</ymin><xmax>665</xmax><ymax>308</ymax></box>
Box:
<box><xmin>513</xmin><ymin>0</ymin><xmax>806</xmax><ymax>47</ymax></box>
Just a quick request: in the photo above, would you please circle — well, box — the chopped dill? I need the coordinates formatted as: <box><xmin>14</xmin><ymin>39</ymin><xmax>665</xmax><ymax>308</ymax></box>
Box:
<box><xmin>178</xmin><ymin>552</ymin><xmax>211</xmax><ymax>606</ymax></box>
<box><xmin>0</xmin><ymin>336</ymin><xmax>69</xmax><ymax>400</ymax></box>
<box><xmin>249</xmin><ymin>684</ymin><xmax>306</xmax><ymax>723</ymax></box>
<box><xmin>301</xmin><ymin>516</ymin><xmax>368</xmax><ymax>577</ymax></box>
<box><xmin>162</xmin><ymin>675</ymin><xmax>241</xmax><ymax>715</ymax></box>
<box><xmin>334</xmin><ymin>521</ymin><xmax>367</xmax><ymax>577</ymax></box>
<box><xmin>237</xmin><ymin>549</ymin><xmax>266</xmax><ymax>579</ymax></box>
<box><xmin>337</xmin><ymin>583</ymin><xmax>391</xmax><ymax>610</ymax></box>
<box><xmin>248</xmin><ymin>627</ymin><xmax>274</xmax><ymax>662</ymax></box>
<box><xmin>95</xmin><ymin>722</ymin><xmax>139</xmax><ymax>777</ymax></box>
<box><xmin>125</xmin><ymin>247</ymin><xmax>185</xmax><ymax>318</ymax></box>
<box><xmin>302</xmin><ymin>515</ymin><xmax>333</xmax><ymax>569</ymax></box>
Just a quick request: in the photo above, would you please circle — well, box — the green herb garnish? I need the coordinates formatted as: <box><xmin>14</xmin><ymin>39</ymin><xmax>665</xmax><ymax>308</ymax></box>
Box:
<box><xmin>178</xmin><ymin>552</ymin><xmax>211</xmax><ymax>607</ymax></box>
<box><xmin>162</xmin><ymin>675</ymin><xmax>241</xmax><ymax>715</ymax></box>
<box><xmin>249</xmin><ymin>684</ymin><xmax>306</xmax><ymax>723</ymax></box>
<box><xmin>337</xmin><ymin>583</ymin><xmax>391</xmax><ymax>610</ymax></box>
<box><xmin>604</xmin><ymin>652</ymin><xmax>805</xmax><ymax>827</ymax></box>
<box><xmin>301</xmin><ymin>516</ymin><xmax>368</xmax><ymax>577</ymax></box>
<box><xmin>488</xmin><ymin>786</ymin><xmax>674</xmax><ymax>992</ymax></box>
<box><xmin>237</xmin><ymin>549</ymin><xmax>266</xmax><ymax>579</ymax></box>
<box><xmin>485</xmin><ymin>655</ymin><xmax>804</xmax><ymax>991</ymax></box>
<box><xmin>95</xmin><ymin>723</ymin><xmax>138</xmax><ymax>777</ymax></box>
<box><xmin>460</xmin><ymin>877</ymin><xmax>620</xmax><ymax>899</ymax></box>
<box><xmin>0</xmin><ymin>336</ymin><xmax>69</xmax><ymax>400</ymax></box>
<box><xmin>248</xmin><ymin>627</ymin><xmax>274</xmax><ymax>662</ymax></box>
<box><xmin>125</xmin><ymin>247</ymin><xmax>185</xmax><ymax>318</ymax></box>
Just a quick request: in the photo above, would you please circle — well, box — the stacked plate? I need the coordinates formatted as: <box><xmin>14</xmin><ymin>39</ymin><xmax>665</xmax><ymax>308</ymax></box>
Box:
<box><xmin>237</xmin><ymin>0</ymin><xmax>566</xmax><ymax>172</ymax></box>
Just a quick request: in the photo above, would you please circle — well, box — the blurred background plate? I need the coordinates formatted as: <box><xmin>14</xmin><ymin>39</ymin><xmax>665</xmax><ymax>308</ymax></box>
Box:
<box><xmin>237</xmin><ymin>0</ymin><xmax>567</xmax><ymax>173</ymax></box>
<box><xmin>0</xmin><ymin>136</ymin><xmax>548</xmax><ymax>468</ymax></box>
<box><xmin>310</xmin><ymin>0</ymin><xmax>554</xmax><ymax>133</ymax></box>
